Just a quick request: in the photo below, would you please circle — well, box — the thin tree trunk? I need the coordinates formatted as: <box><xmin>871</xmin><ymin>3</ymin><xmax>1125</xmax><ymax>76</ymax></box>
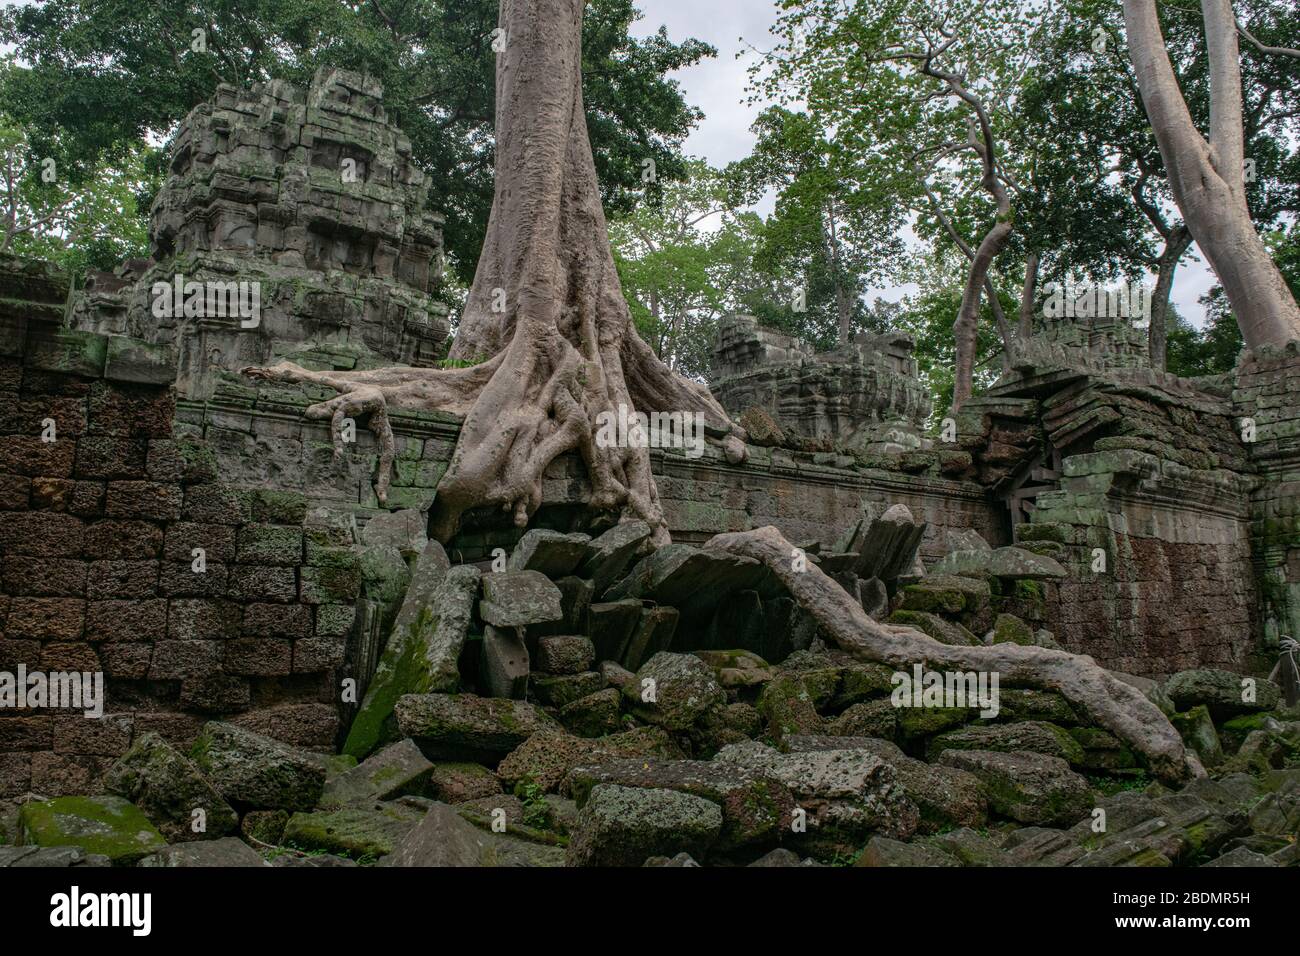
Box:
<box><xmin>1019</xmin><ymin>252</ymin><xmax>1038</xmax><ymax>342</ymax></box>
<box><xmin>1148</xmin><ymin>224</ymin><xmax>1192</xmax><ymax>371</ymax></box>
<box><xmin>1123</xmin><ymin>0</ymin><xmax>1300</xmax><ymax>348</ymax></box>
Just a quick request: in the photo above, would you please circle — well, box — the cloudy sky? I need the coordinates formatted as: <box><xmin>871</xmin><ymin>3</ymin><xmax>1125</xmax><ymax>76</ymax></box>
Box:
<box><xmin>630</xmin><ymin>0</ymin><xmax>1218</xmax><ymax>325</ymax></box>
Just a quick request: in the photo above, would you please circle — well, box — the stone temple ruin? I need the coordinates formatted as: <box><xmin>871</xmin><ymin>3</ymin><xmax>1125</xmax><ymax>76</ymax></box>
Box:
<box><xmin>1</xmin><ymin>69</ymin><xmax>1299</xmax><ymax>868</ymax></box>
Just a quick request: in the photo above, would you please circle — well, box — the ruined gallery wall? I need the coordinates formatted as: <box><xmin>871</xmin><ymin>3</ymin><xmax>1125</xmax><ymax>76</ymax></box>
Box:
<box><xmin>0</xmin><ymin>313</ymin><xmax>358</xmax><ymax>798</ymax></box>
<box><xmin>1024</xmin><ymin>451</ymin><xmax>1258</xmax><ymax>676</ymax></box>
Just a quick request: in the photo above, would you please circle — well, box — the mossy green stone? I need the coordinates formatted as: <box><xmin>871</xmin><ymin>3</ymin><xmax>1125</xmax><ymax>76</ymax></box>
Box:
<box><xmin>19</xmin><ymin>796</ymin><xmax>166</xmax><ymax>864</ymax></box>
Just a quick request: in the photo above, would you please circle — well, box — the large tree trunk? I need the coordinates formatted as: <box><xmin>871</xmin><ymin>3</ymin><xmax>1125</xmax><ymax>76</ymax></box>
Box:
<box><xmin>1124</xmin><ymin>0</ymin><xmax>1300</xmax><ymax>348</ymax></box>
<box><xmin>1148</xmin><ymin>224</ymin><xmax>1192</xmax><ymax>371</ymax></box>
<box><xmin>707</xmin><ymin>526</ymin><xmax>1201</xmax><ymax>784</ymax></box>
<box><xmin>244</xmin><ymin>0</ymin><xmax>746</xmax><ymax>545</ymax></box>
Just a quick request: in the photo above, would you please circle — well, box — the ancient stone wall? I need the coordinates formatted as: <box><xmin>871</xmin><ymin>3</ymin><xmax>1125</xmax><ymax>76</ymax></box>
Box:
<box><xmin>0</xmin><ymin>308</ymin><xmax>355</xmax><ymax>798</ymax></box>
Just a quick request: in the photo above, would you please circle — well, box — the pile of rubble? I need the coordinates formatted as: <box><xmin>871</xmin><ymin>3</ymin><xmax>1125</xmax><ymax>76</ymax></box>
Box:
<box><xmin>5</xmin><ymin>508</ymin><xmax>1296</xmax><ymax>868</ymax></box>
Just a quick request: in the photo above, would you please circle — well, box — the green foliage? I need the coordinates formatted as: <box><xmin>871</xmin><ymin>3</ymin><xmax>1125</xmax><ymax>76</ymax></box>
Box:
<box><xmin>0</xmin><ymin>0</ymin><xmax>712</xmax><ymax>284</ymax></box>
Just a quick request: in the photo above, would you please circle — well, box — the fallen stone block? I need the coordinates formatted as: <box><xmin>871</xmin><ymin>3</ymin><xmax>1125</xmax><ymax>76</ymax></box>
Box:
<box><xmin>395</xmin><ymin>693</ymin><xmax>560</xmax><ymax>761</ymax></box>
<box><xmin>104</xmin><ymin>731</ymin><xmax>238</xmax><ymax>842</ymax></box>
<box><xmin>565</xmin><ymin>784</ymin><xmax>723</xmax><ymax>867</ymax></box>
<box><xmin>479</xmin><ymin>570</ymin><xmax>563</xmax><ymax>628</ymax></box>
<box><xmin>382</xmin><ymin>803</ymin><xmax>565</xmax><ymax>867</ymax></box>
<box><xmin>579</xmin><ymin>520</ymin><xmax>652</xmax><ymax>595</ymax></box>
<box><xmin>18</xmin><ymin>796</ymin><xmax>166</xmax><ymax>865</ymax></box>
<box><xmin>282</xmin><ymin>804</ymin><xmax>422</xmax><ymax>860</ymax></box>
<box><xmin>481</xmin><ymin>625</ymin><xmax>530</xmax><ymax>699</ymax></box>
<box><xmin>937</xmin><ymin>749</ymin><xmax>1094</xmax><ymax>827</ymax></box>
<box><xmin>318</xmin><ymin>739</ymin><xmax>434</xmax><ymax>807</ymax></box>
<box><xmin>192</xmin><ymin>722</ymin><xmax>326</xmax><ymax>811</ymax></box>
<box><xmin>507</xmin><ymin>529</ymin><xmax>590</xmax><ymax>577</ymax></box>
<box><xmin>623</xmin><ymin>652</ymin><xmax>726</xmax><ymax>730</ymax></box>
<box><xmin>139</xmin><ymin>837</ymin><xmax>270</xmax><ymax>867</ymax></box>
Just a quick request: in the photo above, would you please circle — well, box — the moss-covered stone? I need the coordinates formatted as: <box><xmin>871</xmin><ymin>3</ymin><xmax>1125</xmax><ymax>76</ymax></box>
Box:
<box><xmin>18</xmin><ymin>796</ymin><xmax>166</xmax><ymax>864</ymax></box>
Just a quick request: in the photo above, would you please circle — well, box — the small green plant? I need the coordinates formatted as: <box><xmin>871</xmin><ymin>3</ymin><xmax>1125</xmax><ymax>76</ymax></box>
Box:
<box><xmin>514</xmin><ymin>779</ymin><xmax>551</xmax><ymax>830</ymax></box>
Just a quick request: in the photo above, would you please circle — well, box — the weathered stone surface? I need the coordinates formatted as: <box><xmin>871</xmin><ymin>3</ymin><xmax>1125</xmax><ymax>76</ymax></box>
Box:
<box><xmin>104</xmin><ymin>731</ymin><xmax>238</xmax><ymax>842</ymax></box>
<box><xmin>587</xmin><ymin>599</ymin><xmax>643</xmax><ymax>663</ymax></box>
<box><xmin>855</xmin><ymin>836</ymin><xmax>959</xmax><ymax>867</ymax></box>
<box><xmin>1169</xmin><ymin>705</ymin><xmax>1225</xmax><ymax>768</ymax></box>
<box><xmin>481</xmin><ymin>625</ymin><xmax>530</xmax><ymax>699</ymax></box>
<box><xmin>579</xmin><ymin>520</ymin><xmax>652</xmax><ymax>594</ymax></box>
<box><xmin>528</xmin><ymin>575</ymin><xmax>594</xmax><ymax>638</ymax></box>
<box><xmin>1162</xmin><ymin>669</ymin><xmax>1280</xmax><ymax>720</ymax></box>
<box><xmin>937</xmin><ymin>749</ymin><xmax>1093</xmax><ymax>827</ymax></box>
<box><xmin>565</xmin><ymin>784</ymin><xmax>723</xmax><ymax>867</ymax></box>
<box><xmin>139</xmin><ymin>837</ymin><xmax>270</xmax><ymax>867</ymax></box>
<box><xmin>624</xmin><ymin>652</ymin><xmax>726</xmax><ymax>730</ymax></box>
<box><xmin>382</xmin><ymin>803</ymin><xmax>565</xmax><ymax>867</ymax></box>
<box><xmin>853</xmin><ymin>503</ymin><xmax>926</xmax><ymax>583</ymax></box>
<box><xmin>566</xmin><ymin>756</ymin><xmax>794</xmax><ymax>851</ymax></box>
<box><xmin>693</xmin><ymin>649</ymin><xmax>776</xmax><ymax>689</ymax></box>
<box><xmin>319</xmin><ymin>739</ymin><xmax>433</xmax><ymax>807</ymax></box>
<box><xmin>192</xmin><ymin>722</ymin><xmax>325</xmax><ymax>811</ymax></box>
<box><xmin>426</xmin><ymin>762</ymin><xmax>502</xmax><ymax>803</ymax></box>
<box><xmin>887</xmin><ymin>609</ymin><xmax>982</xmax><ymax>646</ymax></box>
<box><xmin>530</xmin><ymin>670</ymin><xmax>605</xmax><ymax>707</ymax></box>
<box><xmin>536</xmin><ymin>635</ymin><xmax>595</xmax><ymax>675</ymax></box>
<box><xmin>18</xmin><ymin>795</ymin><xmax>166</xmax><ymax>864</ymax></box>
<box><xmin>899</xmin><ymin>574</ymin><xmax>990</xmax><ymax>615</ymax></box>
<box><xmin>620</xmin><ymin>605</ymin><xmax>679</xmax><ymax>670</ymax></box>
<box><xmin>479</xmin><ymin>570</ymin><xmax>563</xmax><ymax>628</ymax></box>
<box><xmin>497</xmin><ymin>727</ymin><xmax>685</xmax><ymax>793</ymax></box>
<box><xmin>931</xmin><ymin>546</ymin><xmax>1067</xmax><ymax>580</ymax></box>
<box><xmin>928</xmin><ymin>721</ymin><xmax>1085</xmax><ymax>766</ymax></box>
<box><xmin>714</xmin><ymin>740</ymin><xmax>919</xmax><ymax>848</ymax></box>
<box><xmin>283</xmin><ymin>804</ymin><xmax>421</xmax><ymax>859</ymax></box>
<box><xmin>343</xmin><ymin>551</ymin><xmax>476</xmax><ymax>759</ymax></box>
<box><xmin>395</xmin><ymin>693</ymin><xmax>560</xmax><ymax>760</ymax></box>
<box><xmin>0</xmin><ymin>846</ymin><xmax>111</xmax><ymax>867</ymax></box>
<box><xmin>786</xmin><ymin>736</ymin><xmax>987</xmax><ymax>833</ymax></box>
<box><xmin>507</xmin><ymin>529</ymin><xmax>590</xmax><ymax>577</ymax></box>
<box><xmin>607</xmin><ymin>543</ymin><xmax>767</xmax><ymax>615</ymax></box>
<box><xmin>558</xmin><ymin>688</ymin><xmax>624</xmax><ymax>738</ymax></box>
<box><xmin>360</xmin><ymin>510</ymin><xmax>428</xmax><ymax>560</ymax></box>
<box><xmin>991</xmin><ymin>613</ymin><xmax>1035</xmax><ymax>646</ymax></box>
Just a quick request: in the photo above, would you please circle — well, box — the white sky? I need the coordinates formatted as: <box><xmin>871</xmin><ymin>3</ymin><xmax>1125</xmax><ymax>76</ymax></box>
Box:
<box><xmin>631</xmin><ymin>0</ymin><xmax>1218</xmax><ymax>326</ymax></box>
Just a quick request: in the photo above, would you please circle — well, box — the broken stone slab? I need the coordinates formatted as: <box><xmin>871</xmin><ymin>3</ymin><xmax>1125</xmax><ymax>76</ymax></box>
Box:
<box><xmin>139</xmin><ymin>837</ymin><xmax>270</xmax><ymax>867</ymax></box>
<box><xmin>598</xmin><ymin>660</ymin><xmax>636</xmax><ymax>692</ymax></box>
<box><xmin>282</xmin><ymin>804</ymin><xmax>422</xmax><ymax>860</ymax></box>
<box><xmin>887</xmin><ymin>609</ymin><xmax>982</xmax><ymax>646</ymax></box>
<box><xmin>565</xmin><ymin>784</ymin><xmax>723</xmax><ymax>867</ymax></box>
<box><xmin>645</xmin><ymin>852</ymin><xmax>701</xmax><ymax>867</ymax></box>
<box><xmin>587</xmin><ymin>599</ymin><xmax>644</xmax><ymax>663</ymax></box>
<box><xmin>928</xmin><ymin>826</ymin><xmax>1011</xmax><ymax>866</ymax></box>
<box><xmin>623</xmin><ymin>652</ymin><xmax>726</xmax><ymax>730</ymax></box>
<box><xmin>0</xmin><ymin>846</ymin><xmax>111</xmax><ymax>867</ymax></box>
<box><xmin>536</xmin><ymin>635</ymin><xmax>595</xmax><ymax>675</ymax></box>
<box><xmin>381</xmin><ymin>803</ymin><xmax>565</xmax><ymax>867</ymax></box>
<box><xmin>426</xmin><ymin>762</ymin><xmax>503</xmax><ymax>803</ymax></box>
<box><xmin>854</xmin><ymin>503</ymin><xmax>927</xmax><ymax>583</ymax></box>
<box><xmin>530</xmin><ymin>670</ymin><xmax>605</xmax><ymax>707</ymax></box>
<box><xmin>606</xmin><ymin>543</ymin><xmax>768</xmax><ymax>617</ymax></box>
<box><xmin>857</xmin><ymin>576</ymin><xmax>890</xmax><ymax>620</ymax></box>
<box><xmin>692</xmin><ymin>649</ymin><xmax>776</xmax><ymax>689</ymax></box>
<box><xmin>944</xmin><ymin>528</ymin><xmax>992</xmax><ymax>552</ymax></box>
<box><xmin>18</xmin><ymin>796</ymin><xmax>166</xmax><ymax>865</ymax></box>
<box><xmin>855</xmin><ymin>836</ymin><xmax>960</xmax><ymax>867</ymax></box>
<box><xmin>479</xmin><ymin>570</ymin><xmax>563</xmax><ymax>628</ymax></box>
<box><xmin>1162</xmin><ymin>668</ymin><xmax>1281</xmax><ymax>720</ymax></box>
<box><xmin>1168</xmin><ymin>704</ymin><xmax>1225</xmax><ymax>768</ymax></box>
<box><xmin>395</xmin><ymin>693</ymin><xmax>560</xmax><ymax>761</ymax></box>
<box><xmin>359</xmin><ymin>508</ymin><xmax>428</xmax><ymax>559</ymax></box>
<box><xmin>566</xmin><ymin>756</ymin><xmax>794</xmax><ymax>852</ymax></box>
<box><xmin>343</xmin><ymin>543</ymin><xmax>478</xmax><ymax>759</ymax></box>
<box><xmin>991</xmin><ymin>613</ymin><xmax>1036</xmax><ymax>646</ymax></box>
<box><xmin>507</xmin><ymin>529</ymin><xmax>591</xmax><ymax>577</ymax></box>
<box><xmin>104</xmin><ymin>731</ymin><xmax>239</xmax><ymax>842</ymax></box>
<box><xmin>192</xmin><ymin>722</ymin><xmax>326</xmax><ymax>811</ymax></box>
<box><xmin>927</xmin><ymin>721</ymin><xmax>1086</xmax><ymax>766</ymax></box>
<box><xmin>481</xmin><ymin>625</ymin><xmax>530</xmax><ymax>699</ymax></box>
<box><xmin>899</xmin><ymin>574</ymin><xmax>991</xmax><ymax>616</ymax></box>
<box><xmin>579</xmin><ymin>520</ymin><xmax>652</xmax><ymax>595</ymax></box>
<box><xmin>528</xmin><ymin>576</ymin><xmax>594</xmax><ymax>638</ymax></box>
<box><xmin>931</xmin><ymin>546</ymin><xmax>1067</xmax><ymax>581</ymax></box>
<box><xmin>713</xmin><ymin>741</ymin><xmax>920</xmax><ymax>848</ymax></box>
<box><xmin>1202</xmin><ymin>846</ymin><xmax>1280</xmax><ymax>867</ymax></box>
<box><xmin>621</xmin><ymin>605</ymin><xmax>679</xmax><ymax>671</ymax></box>
<box><xmin>318</xmin><ymin>739</ymin><xmax>434</xmax><ymax>808</ymax></box>
<box><xmin>937</xmin><ymin>749</ymin><xmax>1094</xmax><ymax>827</ymax></box>
<box><xmin>558</xmin><ymin>688</ymin><xmax>624</xmax><ymax>738</ymax></box>
<box><xmin>497</xmin><ymin>727</ymin><xmax>686</xmax><ymax>793</ymax></box>
<box><xmin>784</xmin><ymin>735</ymin><xmax>986</xmax><ymax>834</ymax></box>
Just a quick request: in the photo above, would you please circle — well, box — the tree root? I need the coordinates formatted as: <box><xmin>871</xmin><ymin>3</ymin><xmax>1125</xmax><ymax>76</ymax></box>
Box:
<box><xmin>706</xmin><ymin>525</ymin><xmax>1203</xmax><ymax>784</ymax></box>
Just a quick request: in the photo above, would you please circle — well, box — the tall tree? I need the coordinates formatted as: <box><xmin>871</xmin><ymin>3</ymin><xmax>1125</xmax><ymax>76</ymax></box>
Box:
<box><xmin>1123</xmin><ymin>0</ymin><xmax>1300</xmax><ymax>348</ymax></box>
<box><xmin>0</xmin><ymin>0</ymin><xmax>712</xmax><ymax>284</ymax></box>
<box><xmin>245</xmin><ymin>0</ymin><xmax>746</xmax><ymax>546</ymax></box>
<box><xmin>731</xmin><ymin>107</ymin><xmax>903</xmax><ymax>347</ymax></box>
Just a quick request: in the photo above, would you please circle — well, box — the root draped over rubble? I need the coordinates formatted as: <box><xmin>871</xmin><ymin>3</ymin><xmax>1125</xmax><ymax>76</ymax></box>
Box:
<box><xmin>244</xmin><ymin>0</ymin><xmax>745</xmax><ymax>545</ymax></box>
<box><xmin>706</xmin><ymin>525</ymin><xmax>1203</xmax><ymax>784</ymax></box>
